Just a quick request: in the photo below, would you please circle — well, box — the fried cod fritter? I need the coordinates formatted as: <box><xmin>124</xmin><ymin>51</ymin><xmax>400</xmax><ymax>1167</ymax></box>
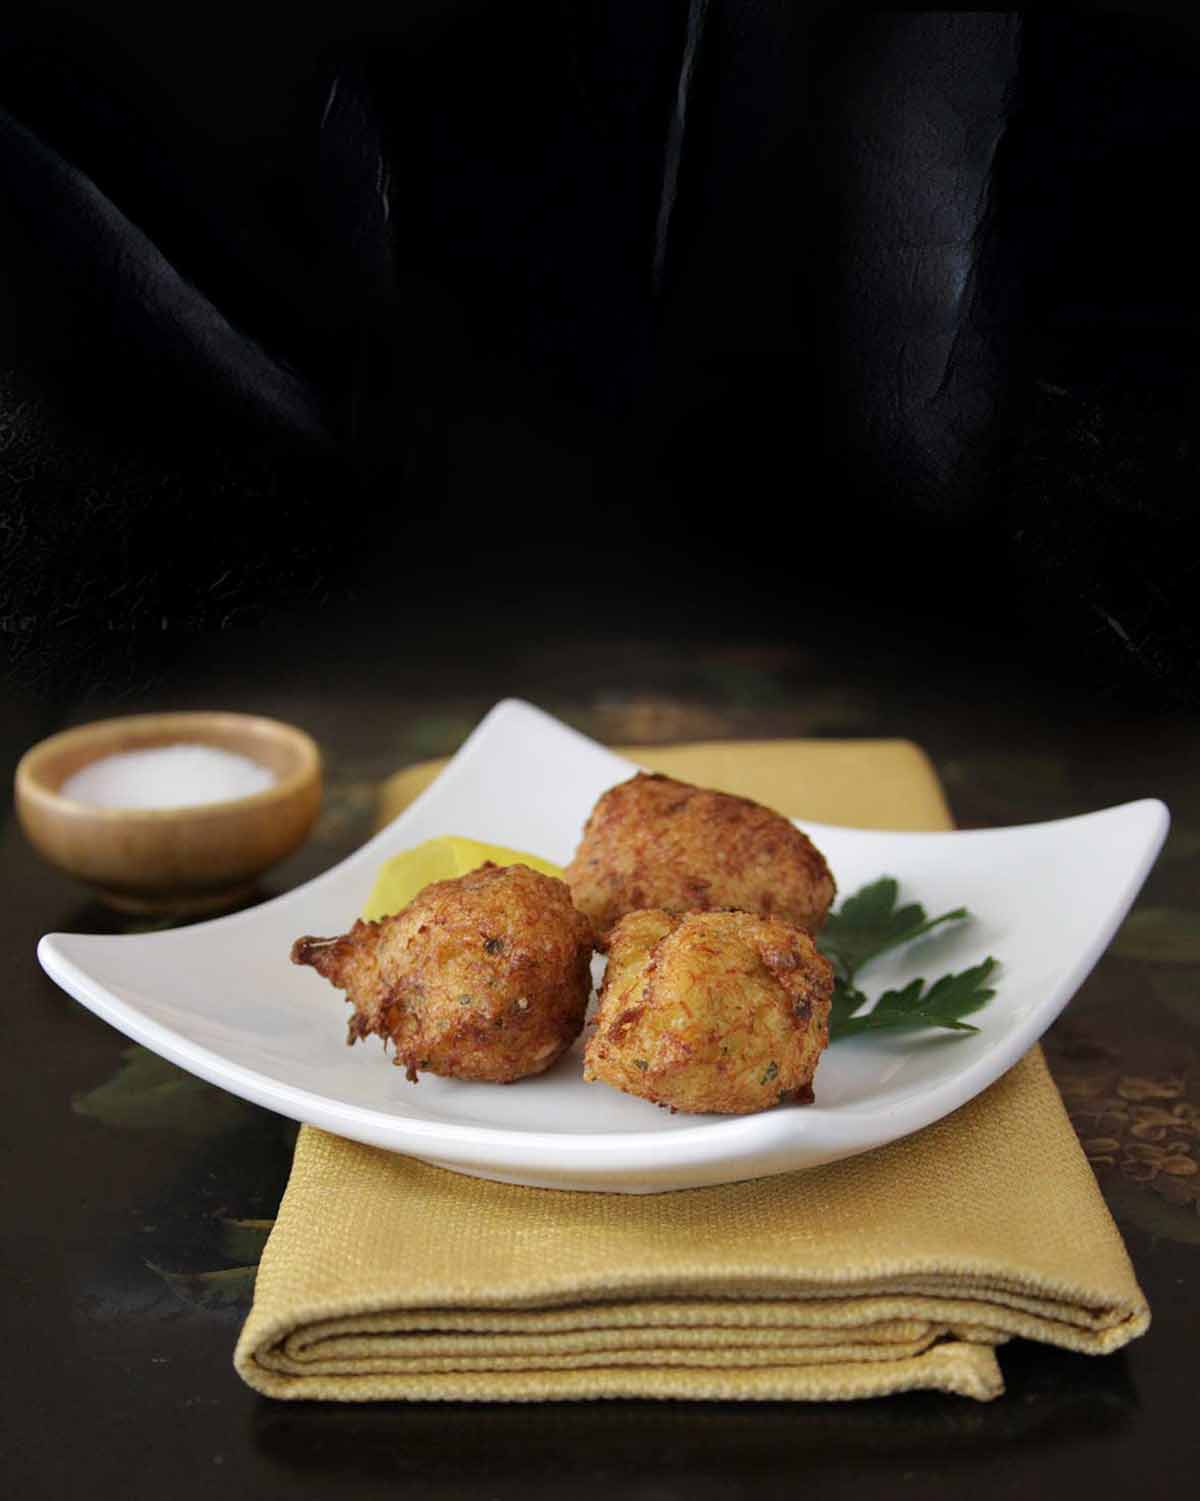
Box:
<box><xmin>564</xmin><ymin>773</ymin><xmax>836</xmax><ymax>941</ymax></box>
<box><xmin>583</xmin><ymin>908</ymin><xmax>834</xmax><ymax>1115</ymax></box>
<box><xmin>291</xmin><ymin>862</ymin><xmax>595</xmax><ymax>1083</ymax></box>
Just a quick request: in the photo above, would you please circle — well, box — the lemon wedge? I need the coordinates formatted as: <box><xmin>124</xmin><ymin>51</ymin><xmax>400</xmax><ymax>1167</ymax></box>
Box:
<box><xmin>363</xmin><ymin>836</ymin><xmax>565</xmax><ymax>921</ymax></box>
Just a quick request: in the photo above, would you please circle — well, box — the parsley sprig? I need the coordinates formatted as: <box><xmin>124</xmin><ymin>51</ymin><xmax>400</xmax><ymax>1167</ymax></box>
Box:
<box><xmin>817</xmin><ymin>877</ymin><xmax>998</xmax><ymax>1042</ymax></box>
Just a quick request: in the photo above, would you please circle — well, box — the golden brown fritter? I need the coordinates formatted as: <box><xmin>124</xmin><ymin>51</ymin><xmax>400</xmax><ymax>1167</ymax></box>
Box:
<box><xmin>583</xmin><ymin>908</ymin><xmax>834</xmax><ymax>1115</ymax></box>
<box><xmin>564</xmin><ymin>772</ymin><xmax>836</xmax><ymax>942</ymax></box>
<box><xmin>291</xmin><ymin>863</ymin><xmax>595</xmax><ymax>1083</ymax></box>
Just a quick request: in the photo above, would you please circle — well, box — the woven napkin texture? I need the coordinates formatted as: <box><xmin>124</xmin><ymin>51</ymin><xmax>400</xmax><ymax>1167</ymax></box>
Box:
<box><xmin>234</xmin><ymin>738</ymin><xmax>1149</xmax><ymax>1403</ymax></box>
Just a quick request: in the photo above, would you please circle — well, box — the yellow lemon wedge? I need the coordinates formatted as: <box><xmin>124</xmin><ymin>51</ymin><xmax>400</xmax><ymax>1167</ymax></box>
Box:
<box><xmin>363</xmin><ymin>836</ymin><xmax>565</xmax><ymax>921</ymax></box>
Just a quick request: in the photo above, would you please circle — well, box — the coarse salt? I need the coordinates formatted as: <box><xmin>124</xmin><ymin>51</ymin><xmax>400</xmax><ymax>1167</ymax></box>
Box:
<box><xmin>60</xmin><ymin>744</ymin><xmax>276</xmax><ymax>809</ymax></box>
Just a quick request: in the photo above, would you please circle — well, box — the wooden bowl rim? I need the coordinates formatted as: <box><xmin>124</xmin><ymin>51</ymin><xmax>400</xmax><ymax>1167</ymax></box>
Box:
<box><xmin>14</xmin><ymin>710</ymin><xmax>322</xmax><ymax>824</ymax></box>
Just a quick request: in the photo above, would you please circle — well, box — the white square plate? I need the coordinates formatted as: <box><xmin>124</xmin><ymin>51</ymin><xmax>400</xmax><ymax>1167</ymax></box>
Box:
<box><xmin>38</xmin><ymin>699</ymin><xmax>1169</xmax><ymax>1192</ymax></box>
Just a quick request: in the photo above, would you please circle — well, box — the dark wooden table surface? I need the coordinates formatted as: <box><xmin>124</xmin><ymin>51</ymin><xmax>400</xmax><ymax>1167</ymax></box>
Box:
<box><xmin>4</xmin><ymin>588</ymin><xmax>1198</xmax><ymax>1499</ymax></box>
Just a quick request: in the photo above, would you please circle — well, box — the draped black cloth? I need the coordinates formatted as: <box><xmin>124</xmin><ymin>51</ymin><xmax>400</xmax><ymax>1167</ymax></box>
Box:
<box><xmin>3</xmin><ymin>6</ymin><xmax>1199</xmax><ymax>702</ymax></box>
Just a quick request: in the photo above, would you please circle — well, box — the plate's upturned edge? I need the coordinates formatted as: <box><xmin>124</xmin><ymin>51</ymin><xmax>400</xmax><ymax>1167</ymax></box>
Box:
<box><xmin>36</xmin><ymin>699</ymin><xmax>1171</xmax><ymax>1192</ymax></box>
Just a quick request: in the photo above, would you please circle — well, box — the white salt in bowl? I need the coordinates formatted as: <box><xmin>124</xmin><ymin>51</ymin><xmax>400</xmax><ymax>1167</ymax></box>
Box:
<box><xmin>15</xmin><ymin>711</ymin><xmax>322</xmax><ymax>915</ymax></box>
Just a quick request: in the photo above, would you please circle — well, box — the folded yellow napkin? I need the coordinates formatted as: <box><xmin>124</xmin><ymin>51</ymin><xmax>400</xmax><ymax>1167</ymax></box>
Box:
<box><xmin>234</xmin><ymin>738</ymin><xmax>1149</xmax><ymax>1403</ymax></box>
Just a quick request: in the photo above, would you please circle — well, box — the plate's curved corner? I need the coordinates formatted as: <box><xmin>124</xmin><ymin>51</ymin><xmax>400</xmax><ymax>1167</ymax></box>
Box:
<box><xmin>36</xmin><ymin>930</ymin><xmax>60</xmax><ymax>976</ymax></box>
<box><xmin>1145</xmin><ymin>795</ymin><xmax>1172</xmax><ymax>843</ymax></box>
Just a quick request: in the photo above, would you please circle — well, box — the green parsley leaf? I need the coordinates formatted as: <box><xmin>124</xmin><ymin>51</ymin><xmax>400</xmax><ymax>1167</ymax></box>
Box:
<box><xmin>817</xmin><ymin>876</ymin><xmax>968</xmax><ymax>983</ymax></box>
<box><xmin>829</xmin><ymin>977</ymin><xmax>871</xmax><ymax>1035</ymax></box>
<box><xmin>820</xmin><ymin>876</ymin><xmax>1000</xmax><ymax>1043</ymax></box>
<box><xmin>829</xmin><ymin>959</ymin><xmax>999</xmax><ymax>1041</ymax></box>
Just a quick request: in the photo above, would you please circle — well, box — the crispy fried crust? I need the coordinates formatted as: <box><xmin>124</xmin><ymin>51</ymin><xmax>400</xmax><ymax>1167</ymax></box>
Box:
<box><xmin>564</xmin><ymin>772</ymin><xmax>836</xmax><ymax>942</ymax></box>
<box><xmin>583</xmin><ymin>908</ymin><xmax>834</xmax><ymax>1115</ymax></box>
<box><xmin>291</xmin><ymin>863</ymin><xmax>595</xmax><ymax>1083</ymax></box>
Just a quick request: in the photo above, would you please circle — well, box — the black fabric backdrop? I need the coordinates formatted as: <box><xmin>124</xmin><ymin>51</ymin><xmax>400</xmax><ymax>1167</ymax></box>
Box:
<box><xmin>2</xmin><ymin>4</ymin><xmax>1199</xmax><ymax>704</ymax></box>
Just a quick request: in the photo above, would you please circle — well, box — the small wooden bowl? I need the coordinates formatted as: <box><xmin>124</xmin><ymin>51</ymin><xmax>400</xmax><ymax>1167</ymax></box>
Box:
<box><xmin>15</xmin><ymin>711</ymin><xmax>323</xmax><ymax>915</ymax></box>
